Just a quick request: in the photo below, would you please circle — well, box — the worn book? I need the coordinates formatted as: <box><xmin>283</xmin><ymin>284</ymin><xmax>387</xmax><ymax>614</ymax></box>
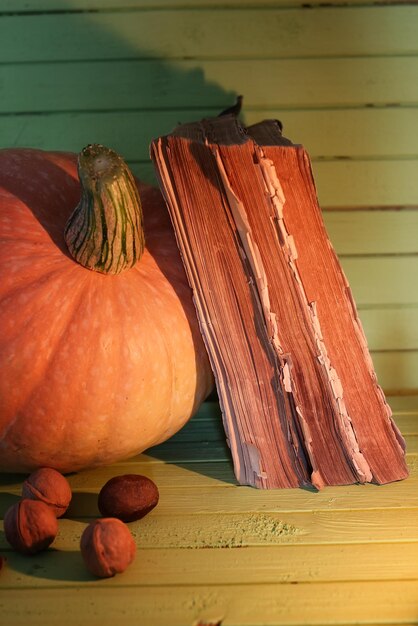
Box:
<box><xmin>151</xmin><ymin>115</ymin><xmax>408</xmax><ymax>489</ymax></box>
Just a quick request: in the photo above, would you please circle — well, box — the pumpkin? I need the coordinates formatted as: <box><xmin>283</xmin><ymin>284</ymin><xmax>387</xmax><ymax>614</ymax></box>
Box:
<box><xmin>0</xmin><ymin>145</ymin><xmax>213</xmax><ymax>473</ymax></box>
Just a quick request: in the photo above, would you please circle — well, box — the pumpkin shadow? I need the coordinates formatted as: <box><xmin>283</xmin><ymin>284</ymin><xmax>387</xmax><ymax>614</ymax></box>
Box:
<box><xmin>1</xmin><ymin>6</ymin><xmax>238</xmax><ymax>486</ymax></box>
<box><xmin>146</xmin><ymin>398</ymin><xmax>238</xmax><ymax>486</ymax></box>
<box><xmin>2</xmin><ymin>8</ymin><xmax>237</xmax><ymax>169</ymax></box>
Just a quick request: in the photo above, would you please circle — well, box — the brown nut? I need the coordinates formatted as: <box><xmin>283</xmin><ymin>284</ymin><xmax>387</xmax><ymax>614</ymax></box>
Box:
<box><xmin>22</xmin><ymin>467</ymin><xmax>72</xmax><ymax>517</ymax></box>
<box><xmin>98</xmin><ymin>474</ymin><xmax>159</xmax><ymax>522</ymax></box>
<box><xmin>4</xmin><ymin>499</ymin><xmax>58</xmax><ymax>554</ymax></box>
<box><xmin>80</xmin><ymin>518</ymin><xmax>136</xmax><ymax>578</ymax></box>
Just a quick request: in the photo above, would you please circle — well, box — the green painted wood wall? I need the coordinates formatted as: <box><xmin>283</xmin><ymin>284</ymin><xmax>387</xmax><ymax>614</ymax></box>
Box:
<box><xmin>1</xmin><ymin>0</ymin><xmax>417</xmax><ymax>393</ymax></box>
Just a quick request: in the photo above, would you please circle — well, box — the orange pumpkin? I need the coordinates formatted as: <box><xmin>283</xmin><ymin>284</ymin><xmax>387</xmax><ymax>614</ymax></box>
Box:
<box><xmin>0</xmin><ymin>145</ymin><xmax>213</xmax><ymax>473</ymax></box>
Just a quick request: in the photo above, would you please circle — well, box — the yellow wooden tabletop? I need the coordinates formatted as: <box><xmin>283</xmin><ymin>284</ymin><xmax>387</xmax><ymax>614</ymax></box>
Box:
<box><xmin>1</xmin><ymin>394</ymin><xmax>417</xmax><ymax>626</ymax></box>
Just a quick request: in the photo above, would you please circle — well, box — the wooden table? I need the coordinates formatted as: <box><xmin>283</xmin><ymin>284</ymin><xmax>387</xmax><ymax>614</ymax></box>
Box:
<box><xmin>1</xmin><ymin>395</ymin><xmax>417</xmax><ymax>626</ymax></box>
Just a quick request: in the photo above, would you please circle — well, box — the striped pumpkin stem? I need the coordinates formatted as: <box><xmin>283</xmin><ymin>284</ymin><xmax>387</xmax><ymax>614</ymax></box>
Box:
<box><xmin>65</xmin><ymin>144</ymin><xmax>145</xmax><ymax>274</ymax></box>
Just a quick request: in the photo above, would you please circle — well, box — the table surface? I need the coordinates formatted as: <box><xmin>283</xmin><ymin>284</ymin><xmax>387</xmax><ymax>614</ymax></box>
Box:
<box><xmin>1</xmin><ymin>395</ymin><xmax>417</xmax><ymax>626</ymax></box>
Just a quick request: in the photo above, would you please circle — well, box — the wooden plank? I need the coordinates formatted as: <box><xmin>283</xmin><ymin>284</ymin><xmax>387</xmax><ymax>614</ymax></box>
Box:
<box><xmin>0</xmin><ymin>0</ymin><xmax>412</xmax><ymax>12</ymax></box>
<box><xmin>1</xmin><ymin>455</ymin><xmax>416</xmax><ymax>518</ymax></box>
<box><xmin>1</xmin><ymin>460</ymin><xmax>238</xmax><ymax>491</ymax></box>
<box><xmin>358</xmin><ymin>308</ymin><xmax>418</xmax><ymax>351</ymax></box>
<box><xmin>2</xmin><ymin>7</ymin><xmax>418</xmax><ymax>63</ymax></box>
<box><xmin>3</xmin><ymin>508</ymin><xmax>418</xmax><ymax>552</ymax></box>
<box><xmin>387</xmin><ymin>395</ymin><xmax>418</xmax><ymax>413</ymax></box>
<box><xmin>3</xmin><ymin>108</ymin><xmax>418</xmax><ymax>161</ymax></box>
<box><xmin>370</xmin><ymin>351</ymin><xmax>418</xmax><ymax>395</ymax></box>
<box><xmin>0</xmin><ymin>109</ymin><xmax>418</xmax><ymax>249</ymax></box>
<box><xmin>66</xmin><ymin>473</ymin><xmax>418</xmax><ymax>517</ymax></box>
<box><xmin>324</xmin><ymin>210</ymin><xmax>418</xmax><ymax>255</ymax></box>
<box><xmin>1</xmin><ymin>581</ymin><xmax>417</xmax><ymax>625</ymax></box>
<box><xmin>0</xmin><ymin>110</ymin><xmax>211</xmax><ymax>157</ymax></box>
<box><xmin>0</xmin><ymin>0</ymin><xmax>413</xmax><ymax>11</ymax></box>
<box><xmin>2</xmin><ymin>57</ymin><xmax>418</xmax><ymax>114</ymax></box>
<box><xmin>267</xmin><ymin>108</ymin><xmax>418</xmax><ymax>160</ymax></box>
<box><xmin>340</xmin><ymin>257</ymin><xmax>418</xmax><ymax>307</ymax></box>
<box><xmin>313</xmin><ymin>159</ymin><xmax>418</xmax><ymax>209</ymax></box>
<box><xmin>76</xmin><ymin>507</ymin><xmax>418</xmax><ymax>547</ymax></box>
<box><xmin>129</xmin><ymin>158</ymin><xmax>418</xmax><ymax>208</ymax></box>
<box><xmin>1</xmin><ymin>542</ymin><xmax>417</xmax><ymax>587</ymax></box>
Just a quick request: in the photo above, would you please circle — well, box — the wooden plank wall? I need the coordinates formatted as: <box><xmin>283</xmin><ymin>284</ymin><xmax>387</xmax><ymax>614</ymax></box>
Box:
<box><xmin>1</xmin><ymin>0</ymin><xmax>417</xmax><ymax>393</ymax></box>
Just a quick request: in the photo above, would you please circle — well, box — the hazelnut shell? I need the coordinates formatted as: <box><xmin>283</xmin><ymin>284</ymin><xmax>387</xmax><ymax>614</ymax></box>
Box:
<box><xmin>80</xmin><ymin>518</ymin><xmax>136</xmax><ymax>578</ymax></box>
<box><xmin>98</xmin><ymin>474</ymin><xmax>159</xmax><ymax>522</ymax></box>
<box><xmin>4</xmin><ymin>499</ymin><xmax>58</xmax><ymax>554</ymax></box>
<box><xmin>22</xmin><ymin>467</ymin><xmax>72</xmax><ymax>517</ymax></box>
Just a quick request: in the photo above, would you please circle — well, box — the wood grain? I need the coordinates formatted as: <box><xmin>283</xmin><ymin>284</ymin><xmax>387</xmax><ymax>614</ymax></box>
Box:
<box><xmin>2</xmin><ymin>58</ymin><xmax>418</xmax><ymax>114</ymax></box>
<box><xmin>1</xmin><ymin>543</ymin><xmax>418</xmax><ymax>585</ymax></box>
<box><xmin>1</xmin><ymin>397</ymin><xmax>417</xmax><ymax>625</ymax></box>
<box><xmin>1</xmin><ymin>582</ymin><xmax>417</xmax><ymax>625</ymax></box>
<box><xmin>129</xmin><ymin>159</ymin><xmax>418</xmax><ymax>209</ymax></box>
<box><xmin>2</xmin><ymin>109</ymin><xmax>418</xmax><ymax>161</ymax></box>
<box><xmin>2</xmin><ymin>7</ymin><xmax>418</xmax><ymax>62</ymax></box>
<box><xmin>1</xmin><ymin>0</ymin><xmax>416</xmax><ymax>12</ymax></box>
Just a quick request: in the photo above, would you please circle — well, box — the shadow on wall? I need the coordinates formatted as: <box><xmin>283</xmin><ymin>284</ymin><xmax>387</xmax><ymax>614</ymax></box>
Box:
<box><xmin>2</xmin><ymin>6</ymin><xmax>236</xmax><ymax>480</ymax></box>
<box><xmin>3</xmin><ymin>5</ymin><xmax>237</xmax><ymax>185</ymax></box>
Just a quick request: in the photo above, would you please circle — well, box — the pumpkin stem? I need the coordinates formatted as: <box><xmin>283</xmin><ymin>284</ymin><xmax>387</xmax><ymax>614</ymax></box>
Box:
<box><xmin>64</xmin><ymin>144</ymin><xmax>145</xmax><ymax>274</ymax></box>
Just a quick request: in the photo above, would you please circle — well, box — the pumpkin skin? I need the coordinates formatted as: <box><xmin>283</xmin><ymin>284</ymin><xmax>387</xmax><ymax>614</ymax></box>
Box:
<box><xmin>0</xmin><ymin>148</ymin><xmax>213</xmax><ymax>473</ymax></box>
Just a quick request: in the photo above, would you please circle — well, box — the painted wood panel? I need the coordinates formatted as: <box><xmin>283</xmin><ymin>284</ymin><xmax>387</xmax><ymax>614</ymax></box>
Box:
<box><xmin>357</xmin><ymin>308</ymin><xmax>418</xmax><ymax>352</ymax></box>
<box><xmin>2</xmin><ymin>457</ymin><xmax>416</xmax><ymax>519</ymax></box>
<box><xmin>1</xmin><ymin>582</ymin><xmax>418</xmax><ymax>626</ymax></box>
<box><xmin>0</xmin><ymin>0</ymin><xmax>415</xmax><ymax>11</ymax></box>
<box><xmin>323</xmin><ymin>210</ymin><xmax>418</xmax><ymax>255</ymax></box>
<box><xmin>1</xmin><ymin>543</ymin><xmax>418</xmax><ymax>586</ymax></box>
<box><xmin>131</xmin><ymin>159</ymin><xmax>418</xmax><ymax>208</ymax></box>
<box><xmin>366</xmin><ymin>352</ymin><xmax>418</xmax><ymax>395</ymax></box>
<box><xmin>3</xmin><ymin>508</ymin><xmax>418</xmax><ymax>551</ymax></box>
<box><xmin>2</xmin><ymin>108</ymin><xmax>418</xmax><ymax>160</ymax></box>
<box><xmin>2</xmin><ymin>58</ymin><xmax>418</xmax><ymax>114</ymax></box>
<box><xmin>341</xmin><ymin>257</ymin><xmax>417</xmax><ymax>306</ymax></box>
<box><xmin>1</xmin><ymin>397</ymin><xmax>417</xmax><ymax>625</ymax></box>
<box><xmin>2</xmin><ymin>7</ymin><xmax>418</xmax><ymax>62</ymax></box>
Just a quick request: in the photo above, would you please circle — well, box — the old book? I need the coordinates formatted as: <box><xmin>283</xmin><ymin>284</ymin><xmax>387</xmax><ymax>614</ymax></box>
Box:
<box><xmin>151</xmin><ymin>115</ymin><xmax>408</xmax><ymax>489</ymax></box>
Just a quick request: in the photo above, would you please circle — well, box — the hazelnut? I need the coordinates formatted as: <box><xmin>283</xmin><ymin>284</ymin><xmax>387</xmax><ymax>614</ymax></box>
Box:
<box><xmin>4</xmin><ymin>499</ymin><xmax>58</xmax><ymax>554</ymax></box>
<box><xmin>98</xmin><ymin>474</ymin><xmax>159</xmax><ymax>522</ymax></box>
<box><xmin>80</xmin><ymin>518</ymin><xmax>136</xmax><ymax>578</ymax></box>
<box><xmin>22</xmin><ymin>467</ymin><xmax>72</xmax><ymax>517</ymax></box>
